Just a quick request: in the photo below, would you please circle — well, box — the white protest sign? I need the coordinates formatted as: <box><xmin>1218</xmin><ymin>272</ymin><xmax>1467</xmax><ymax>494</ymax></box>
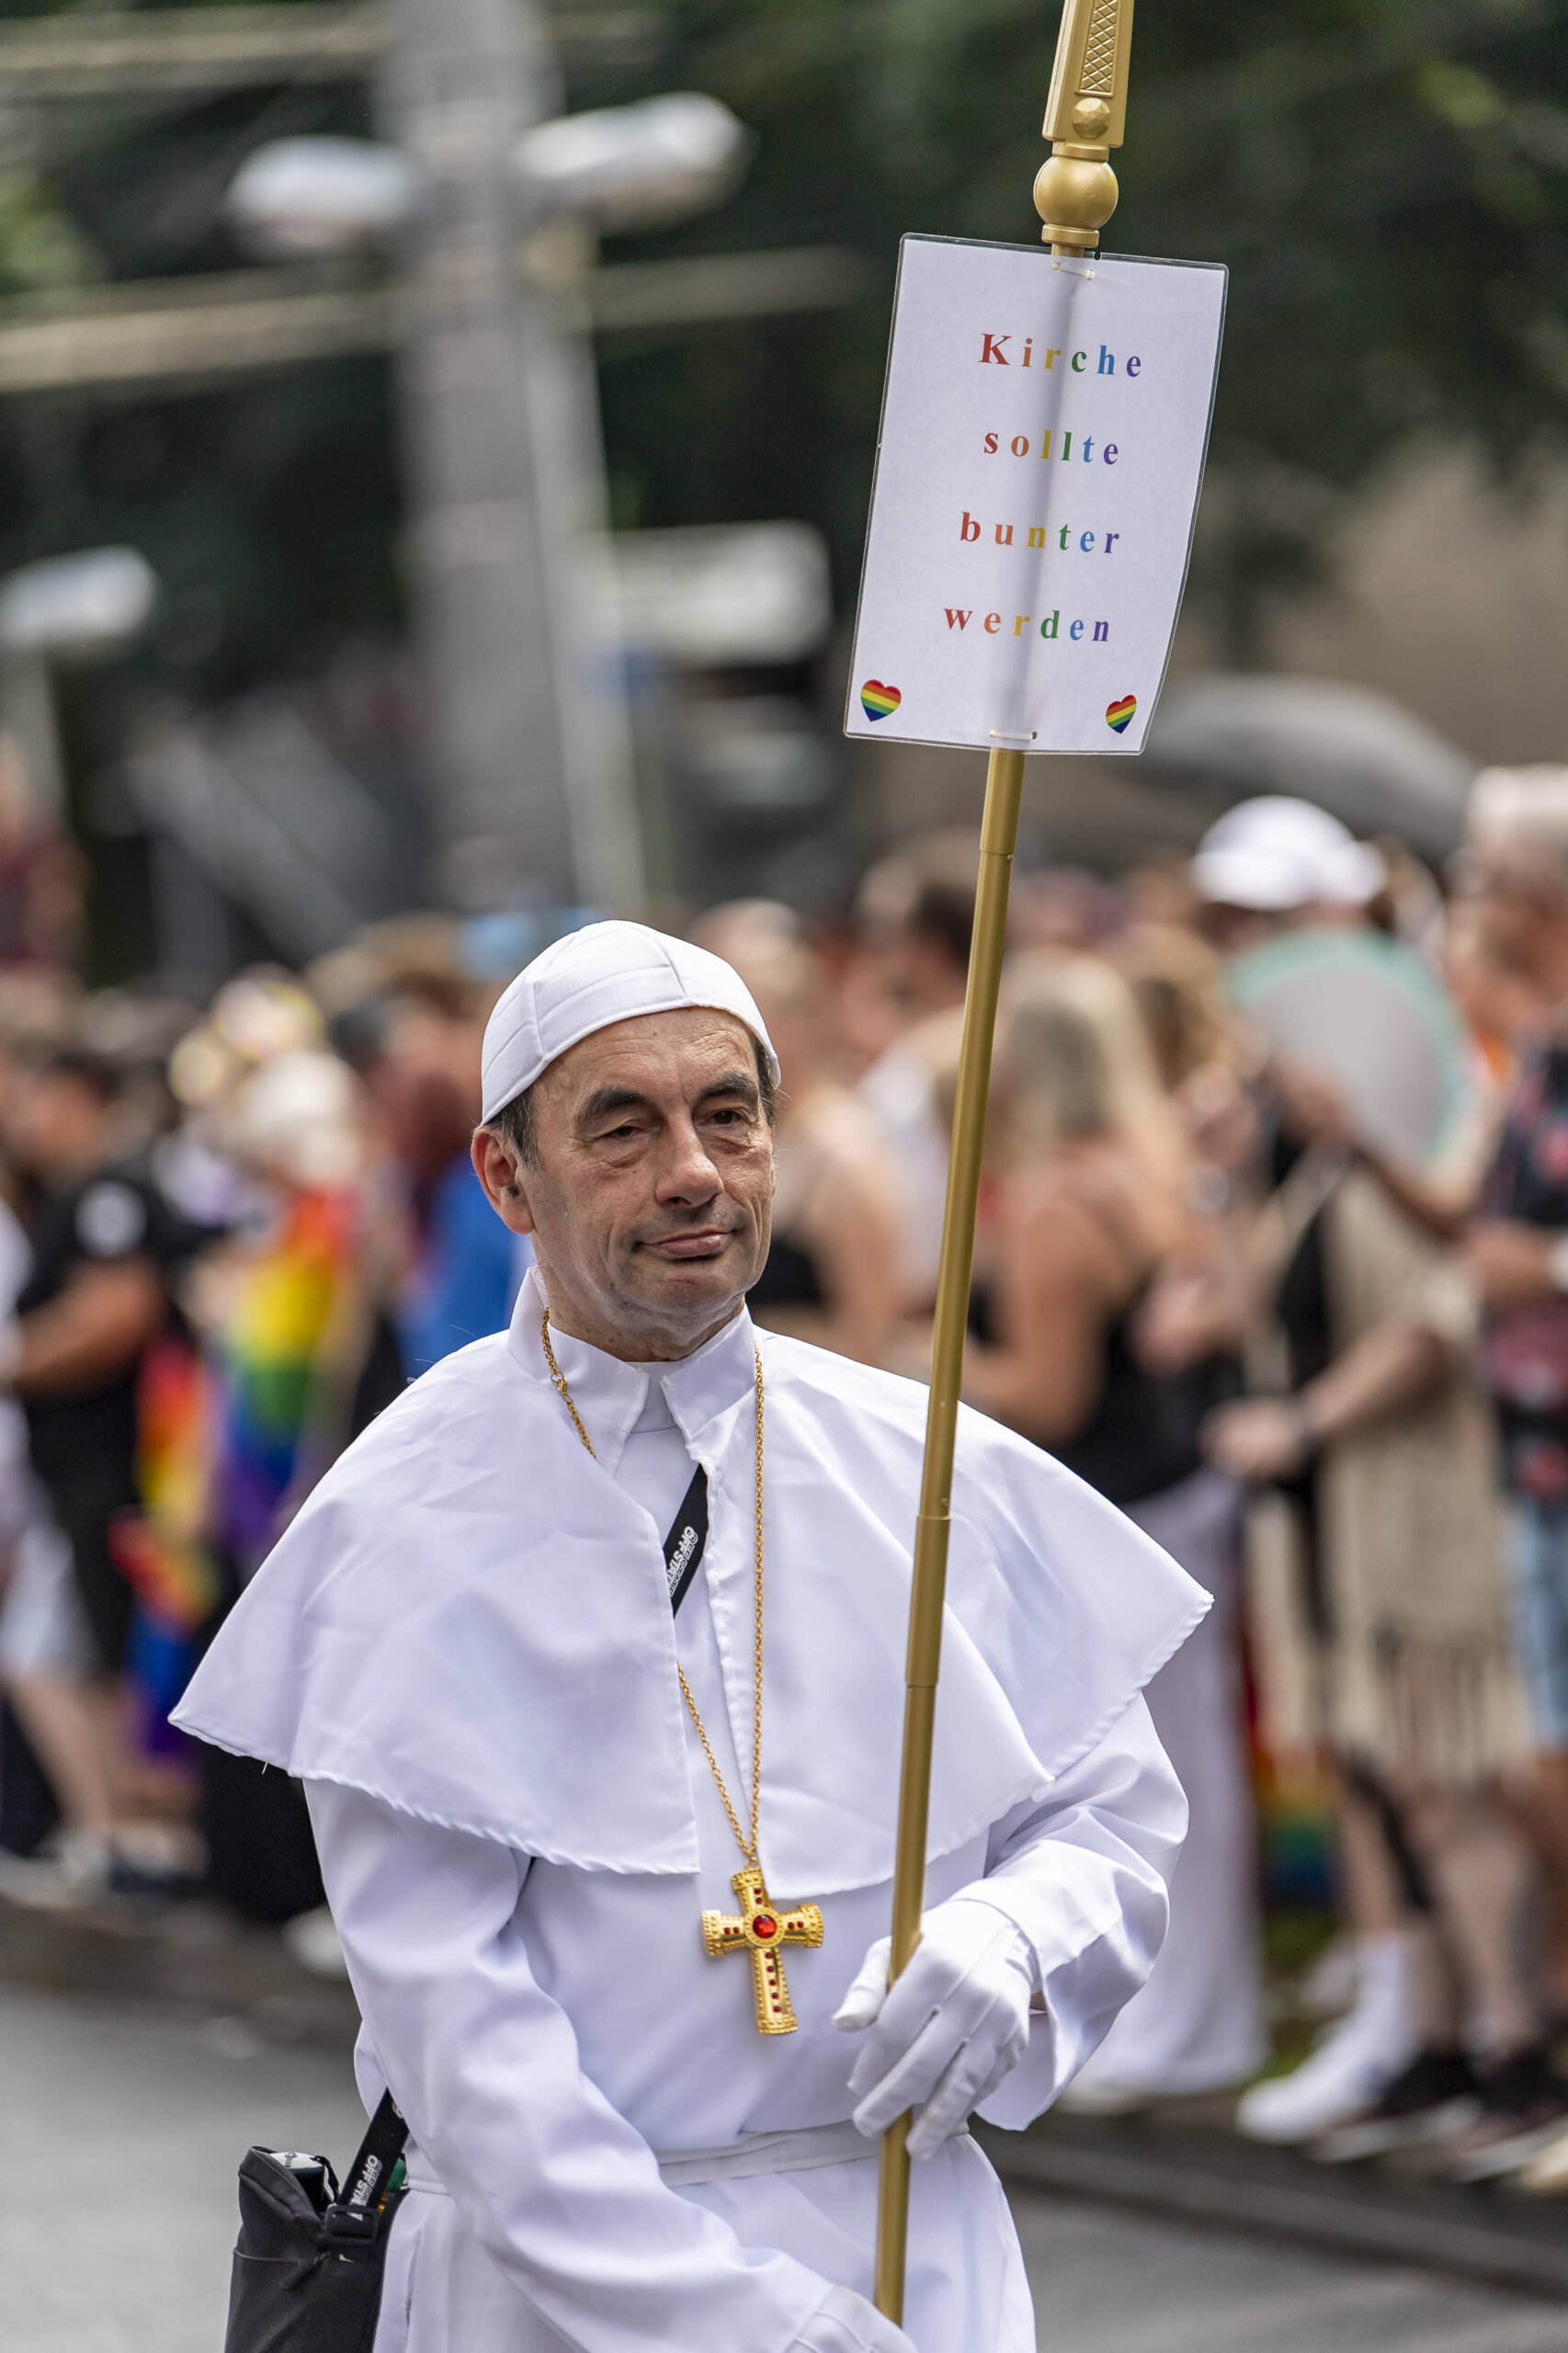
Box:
<box><xmin>844</xmin><ymin>235</ymin><xmax>1225</xmax><ymax>756</ymax></box>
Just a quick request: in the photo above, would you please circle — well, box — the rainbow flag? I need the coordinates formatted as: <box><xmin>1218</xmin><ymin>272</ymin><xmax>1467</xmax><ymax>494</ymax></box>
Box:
<box><xmin>115</xmin><ymin>1188</ymin><xmax>362</xmax><ymax>1759</ymax></box>
<box><xmin>109</xmin><ymin>1334</ymin><xmax>221</xmax><ymax>1634</ymax></box>
<box><xmin>217</xmin><ymin>1188</ymin><xmax>358</xmax><ymax>1569</ymax></box>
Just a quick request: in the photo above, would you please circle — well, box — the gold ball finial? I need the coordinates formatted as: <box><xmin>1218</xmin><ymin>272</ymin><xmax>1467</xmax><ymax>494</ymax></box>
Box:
<box><xmin>1033</xmin><ymin>152</ymin><xmax>1119</xmax><ymax>251</ymax></box>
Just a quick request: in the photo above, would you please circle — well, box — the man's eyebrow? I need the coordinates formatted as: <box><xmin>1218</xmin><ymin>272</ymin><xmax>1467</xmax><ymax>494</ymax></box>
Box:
<box><xmin>577</xmin><ymin>1084</ymin><xmax>653</xmax><ymax>1128</ymax></box>
<box><xmin>697</xmin><ymin>1067</ymin><xmax>760</xmax><ymax>1104</ymax></box>
<box><xmin>576</xmin><ymin>1068</ymin><xmax>760</xmax><ymax>1129</ymax></box>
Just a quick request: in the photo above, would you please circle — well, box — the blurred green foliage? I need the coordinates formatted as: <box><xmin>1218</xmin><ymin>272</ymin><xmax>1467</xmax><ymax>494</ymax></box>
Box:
<box><xmin>595</xmin><ymin>0</ymin><xmax>1568</xmax><ymax>641</ymax></box>
<box><xmin>0</xmin><ymin>0</ymin><xmax>1562</xmax><ymax>736</ymax></box>
<box><xmin>0</xmin><ymin>167</ymin><xmax>100</xmax><ymax>293</ymax></box>
<box><xmin>0</xmin><ymin>0</ymin><xmax>393</xmax><ymax>724</ymax></box>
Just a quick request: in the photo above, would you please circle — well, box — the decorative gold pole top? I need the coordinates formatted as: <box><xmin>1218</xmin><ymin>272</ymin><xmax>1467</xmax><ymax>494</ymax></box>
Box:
<box><xmin>1034</xmin><ymin>0</ymin><xmax>1134</xmax><ymax>253</ymax></box>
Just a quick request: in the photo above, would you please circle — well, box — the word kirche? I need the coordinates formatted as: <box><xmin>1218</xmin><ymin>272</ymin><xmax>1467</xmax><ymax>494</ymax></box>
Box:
<box><xmin>979</xmin><ymin>334</ymin><xmax>1140</xmax><ymax>376</ymax></box>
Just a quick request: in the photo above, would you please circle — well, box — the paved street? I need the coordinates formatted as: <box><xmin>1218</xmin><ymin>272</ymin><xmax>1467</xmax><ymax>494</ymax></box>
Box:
<box><xmin>1012</xmin><ymin>2197</ymin><xmax>1568</xmax><ymax>2353</ymax></box>
<box><xmin>1</xmin><ymin>1982</ymin><xmax>365</xmax><ymax>2353</ymax></box>
<box><xmin>6</xmin><ymin>1979</ymin><xmax>1568</xmax><ymax>2353</ymax></box>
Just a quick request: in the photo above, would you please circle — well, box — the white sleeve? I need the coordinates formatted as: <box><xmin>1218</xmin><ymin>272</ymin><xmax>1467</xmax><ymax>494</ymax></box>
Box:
<box><xmin>795</xmin><ymin>2284</ymin><xmax>915</xmax><ymax>2353</ymax></box>
<box><xmin>949</xmin><ymin>1694</ymin><xmax>1187</xmax><ymax>2124</ymax></box>
<box><xmin>305</xmin><ymin>1780</ymin><xmax>840</xmax><ymax>2353</ymax></box>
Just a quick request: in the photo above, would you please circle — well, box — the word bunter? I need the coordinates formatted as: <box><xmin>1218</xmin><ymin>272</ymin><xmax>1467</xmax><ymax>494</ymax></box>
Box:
<box><xmin>960</xmin><ymin>515</ymin><xmax>1119</xmax><ymax>552</ymax></box>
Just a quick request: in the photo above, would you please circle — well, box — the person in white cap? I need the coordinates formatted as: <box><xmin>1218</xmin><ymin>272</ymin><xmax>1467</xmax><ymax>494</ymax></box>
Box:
<box><xmin>1190</xmin><ymin>794</ymin><xmax>1386</xmax><ymax>953</ymax></box>
<box><xmin>175</xmin><ymin>919</ymin><xmax>1203</xmax><ymax>2353</ymax></box>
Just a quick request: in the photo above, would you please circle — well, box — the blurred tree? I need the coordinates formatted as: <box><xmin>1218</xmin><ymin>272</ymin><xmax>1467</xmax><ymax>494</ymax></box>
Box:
<box><xmin>0</xmin><ymin>0</ymin><xmax>1560</xmax><ymax>962</ymax></box>
<box><xmin>2</xmin><ymin>0</ymin><xmax>1563</xmax><ymax>676</ymax></box>
<box><xmin>595</xmin><ymin>0</ymin><xmax>1568</xmax><ymax>645</ymax></box>
<box><xmin>0</xmin><ymin>166</ymin><xmax>101</xmax><ymax>293</ymax></box>
<box><xmin>6</xmin><ymin>0</ymin><xmax>1564</xmax><ymax>689</ymax></box>
<box><xmin>0</xmin><ymin>19</ymin><xmax>392</xmax><ymax>694</ymax></box>
<box><xmin>0</xmin><ymin>8</ymin><xmax>396</xmax><ymax>976</ymax></box>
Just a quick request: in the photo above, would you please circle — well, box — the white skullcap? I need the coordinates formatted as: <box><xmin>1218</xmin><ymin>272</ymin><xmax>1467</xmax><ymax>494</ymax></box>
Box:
<box><xmin>480</xmin><ymin>919</ymin><xmax>780</xmax><ymax>1123</ymax></box>
<box><xmin>1192</xmin><ymin>795</ymin><xmax>1385</xmax><ymax>913</ymax></box>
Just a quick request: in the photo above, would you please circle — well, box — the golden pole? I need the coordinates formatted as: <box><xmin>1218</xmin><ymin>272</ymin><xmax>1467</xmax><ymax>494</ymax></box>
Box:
<box><xmin>871</xmin><ymin>743</ymin><xmax>1022</xmax><ymax>2321</ymax></box>
<box><xmin>871</xmin><ymin>0</ymin><xmax>1136</xmax><ymax>2325</ymax></box>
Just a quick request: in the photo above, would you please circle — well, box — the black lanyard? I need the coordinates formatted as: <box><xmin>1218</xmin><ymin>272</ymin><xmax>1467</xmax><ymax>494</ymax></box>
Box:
<box><xmin>664</xmin><ymin>1465</ymin><xmax>709</xmax><ymax>1617</ymax></box>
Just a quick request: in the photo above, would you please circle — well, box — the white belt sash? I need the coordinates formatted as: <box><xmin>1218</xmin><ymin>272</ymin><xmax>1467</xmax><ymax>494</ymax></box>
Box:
<box><xmin>654</xmin><ymin>2120</ymin><xmax>874</xmax><ymax>2185</ymax></box>
<box><xmin>403</xmin><ymin>2118</ymin><xmax>938</xmax><ymax>2198</ymax></box>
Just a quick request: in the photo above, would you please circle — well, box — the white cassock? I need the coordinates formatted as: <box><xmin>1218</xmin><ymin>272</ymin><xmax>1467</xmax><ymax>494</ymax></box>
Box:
<box><xmin>176</xmin><ymin>1268</ymin><xmax>1204</xmax><ymax>2353</ymax></box>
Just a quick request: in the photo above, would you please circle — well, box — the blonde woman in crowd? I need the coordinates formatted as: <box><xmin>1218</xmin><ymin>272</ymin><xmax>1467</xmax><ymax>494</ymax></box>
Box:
<box><xmin>838</xmin><ymin>832</ymin><xmax>981</xmax><ymax>1312</ymax></box>
<box><xmin>693</xmin><ymin>904</ymin><xmax>907</xmax><ymax>1364</ymax></box>
<box><xmin>954</xmin><ymin>951</ymin><xmax>1266</xmax><ymax>2107</ymax></box>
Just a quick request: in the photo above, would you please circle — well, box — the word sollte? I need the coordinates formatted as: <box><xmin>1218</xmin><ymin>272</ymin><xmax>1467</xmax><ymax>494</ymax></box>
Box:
<box><xmin>983</xmin><ymin>430</ymin><xmax>1117</xmax><ymax>463</ymax></box>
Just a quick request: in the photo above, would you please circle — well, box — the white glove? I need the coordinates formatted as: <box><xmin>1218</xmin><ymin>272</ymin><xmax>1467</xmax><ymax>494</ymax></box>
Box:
<box><xmin>792</xmin><ymin>2283</ymin><xmax>916</xmax><ymax>2353</ymax></box>
<box><xmin>835</xmin><ymin>1897</ymin><xmax>1035</xmax><ymax>2159</ymax></box>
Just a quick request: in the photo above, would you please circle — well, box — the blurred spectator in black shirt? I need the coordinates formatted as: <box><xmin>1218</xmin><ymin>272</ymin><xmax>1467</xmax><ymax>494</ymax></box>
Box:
<box><xmin>8</xmin><ymin>1054</ymin><xmax>185</xmax><ymax>1655</ymax></box>
<box><xmin>0</xmin><ymin>1046</ymin><xmax>192</xmax><ymax>1898</ymax></box>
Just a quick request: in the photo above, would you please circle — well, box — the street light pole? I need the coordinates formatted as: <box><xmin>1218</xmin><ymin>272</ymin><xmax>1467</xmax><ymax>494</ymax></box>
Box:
<box><xmin>381</xmin><ymin>0</ymin><xmax>642</xmax><ymax>913</ymax></box>
<box><xmin>0</xmin><ymin>546</ymin><xmax>160</xmax><ymax>824</ymax></box>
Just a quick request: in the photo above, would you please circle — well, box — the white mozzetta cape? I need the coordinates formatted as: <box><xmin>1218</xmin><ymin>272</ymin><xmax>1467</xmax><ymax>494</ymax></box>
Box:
<box><xmin>176</xmin><ymin>1275</ymin><xmax>1207</xmax><ymax>1901</ymax></box>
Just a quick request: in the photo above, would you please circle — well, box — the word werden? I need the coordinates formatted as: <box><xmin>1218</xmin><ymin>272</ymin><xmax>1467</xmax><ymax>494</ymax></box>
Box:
<box><xmin>944</xmin><ymin>608</ymin><xmax>1110</xmax><ymax>643</ymax></box>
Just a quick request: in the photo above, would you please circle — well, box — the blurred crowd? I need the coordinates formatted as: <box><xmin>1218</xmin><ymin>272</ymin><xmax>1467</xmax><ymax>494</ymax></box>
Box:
<box><xmin>15</xmin><ymin>768</ymin><xmax>1568</xmax><ymax>2191</ymax></box>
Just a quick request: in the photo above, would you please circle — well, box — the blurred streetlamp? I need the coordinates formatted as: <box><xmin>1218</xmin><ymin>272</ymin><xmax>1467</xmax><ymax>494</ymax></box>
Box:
<box><xmin>228</xmin><ymin>96</ymin><xmax>750</xmax><ymax>251</ymax></box>
<box><xmin>226</xmin><ymin>136</ymin><xmax>420</xmax><ymax>257</ymax></box>
<box><xmin>222</xmin><ymin>51</ymin><xmax>754</xmax><ymax>912</ymax></box>
<box><xmin>512</xmin><ymin>93</ymin><xmax>751</xmax><ymax>231</ymax></box>
<box><xmin>0</xmin><ymin>547</ymin><xmax>158</xmax><ymax>818</ymax></box>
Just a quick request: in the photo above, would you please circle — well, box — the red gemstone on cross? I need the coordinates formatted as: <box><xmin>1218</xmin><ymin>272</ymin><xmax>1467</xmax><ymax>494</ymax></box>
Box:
<box><xmin>753</xmin><ymin>1914</ymin><xmax>778</xmax><ymax>1939</ymax></box>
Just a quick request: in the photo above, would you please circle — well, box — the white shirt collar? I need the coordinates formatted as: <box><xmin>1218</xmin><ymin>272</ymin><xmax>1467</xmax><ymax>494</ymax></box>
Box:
<box><xmin>506</xmin><ymin>1267</ymin><xmax>757</xmax><ymax>1472</ymax></box>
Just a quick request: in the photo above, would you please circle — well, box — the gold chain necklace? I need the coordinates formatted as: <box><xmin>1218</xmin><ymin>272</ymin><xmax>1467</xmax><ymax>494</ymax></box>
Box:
<box><xmin>539</xmin><ymin>1310</ymin><xmax>823</xmax><ymax>2034</ymax></box>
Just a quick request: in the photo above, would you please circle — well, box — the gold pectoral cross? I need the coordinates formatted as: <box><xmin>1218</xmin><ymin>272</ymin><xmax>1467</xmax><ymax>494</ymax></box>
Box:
<box><xmin>701</xmin><ymin>1866</ymin><xmax>824</xmax><ymax>2035</ymax></box>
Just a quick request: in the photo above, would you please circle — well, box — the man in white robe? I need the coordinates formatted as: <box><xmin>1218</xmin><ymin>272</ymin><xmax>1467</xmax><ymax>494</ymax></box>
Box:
<box><xmin>176</xmin><ymin>921</ymin><xmax>1205</xmax><ymax>2353</ymax></box>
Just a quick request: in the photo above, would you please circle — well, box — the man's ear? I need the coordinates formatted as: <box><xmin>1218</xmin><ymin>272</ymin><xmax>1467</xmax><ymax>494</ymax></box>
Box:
<box><xmin>471</xmin><ymin>1128</ymin><xmax>537</xmax><ymax>1235</ymax></box>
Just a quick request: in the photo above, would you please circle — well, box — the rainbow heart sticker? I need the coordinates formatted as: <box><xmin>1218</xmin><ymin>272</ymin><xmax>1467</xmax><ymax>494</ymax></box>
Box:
<box><xmin>1106</xmin><ymin>694</ymin><xmax>1137</xmax><ymax>734</ymax></box>
<box><xmin>860</xmin><ymin>679</ymin><xmax>902</xmax><ymax>722</ymax></box>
